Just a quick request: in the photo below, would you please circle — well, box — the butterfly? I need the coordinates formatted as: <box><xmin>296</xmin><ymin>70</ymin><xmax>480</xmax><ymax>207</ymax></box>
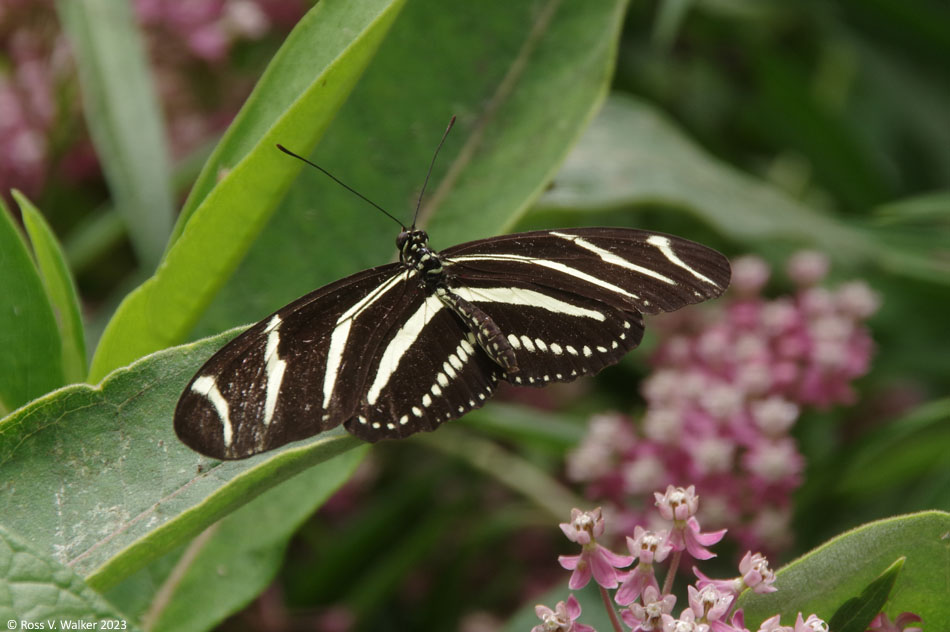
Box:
<box><xmin>174</xmin><ymin>120</ymin><xmax>730</xmax><ymax>459</ymax></box>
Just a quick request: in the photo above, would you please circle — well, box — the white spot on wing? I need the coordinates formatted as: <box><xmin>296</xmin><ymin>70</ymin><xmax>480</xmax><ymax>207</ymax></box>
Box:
<box><xmin>520</xmin><ymin>335</ymin><xmax>536</xmax><ymax>352</ymax></box>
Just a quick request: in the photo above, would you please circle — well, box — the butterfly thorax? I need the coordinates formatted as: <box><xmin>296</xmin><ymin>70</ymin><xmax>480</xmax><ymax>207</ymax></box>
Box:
<box><xmin>396</xmin><ymin>228</ymin><xmax>518</xmax><ymax>373</ymax></box>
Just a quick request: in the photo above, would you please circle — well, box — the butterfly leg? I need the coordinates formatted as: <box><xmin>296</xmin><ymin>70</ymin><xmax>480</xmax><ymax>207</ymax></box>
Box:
<box><xmin>435</xmin><ymin>286</ymin><xmax>519</xmax><ymax>374</ymax></box>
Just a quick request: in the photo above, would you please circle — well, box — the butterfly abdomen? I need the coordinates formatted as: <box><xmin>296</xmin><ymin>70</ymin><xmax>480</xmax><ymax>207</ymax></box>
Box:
<box><xmin>435</xmin><ymin>286</ymin><xmax>520</xmax><ymax>374</ymax></box>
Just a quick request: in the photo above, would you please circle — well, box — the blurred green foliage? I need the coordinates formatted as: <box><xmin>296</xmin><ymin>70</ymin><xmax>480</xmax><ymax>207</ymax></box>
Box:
<box><xmin>1</xmin><ymin>0</ymin><xmax>948</xmax><ymax>630</ymax></box>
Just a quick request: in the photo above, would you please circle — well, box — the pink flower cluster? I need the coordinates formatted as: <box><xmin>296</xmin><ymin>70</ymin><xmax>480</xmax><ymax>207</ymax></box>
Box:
<box><xmin>135</xmin><ymin>0</ymin><xmax>301</xmax><ymax>63</ymax></box>
<box><xmin>133</xmin><ymin>0</ymin><xmax>306</xmax><ymax>158</ymax></box>
<box><xmin>567</xmin><ymin>253</ymin><xmax>879</xmax><ymax>553</ymax></box>
<box><xmin>534</xmin><ymin>488</ymin><xmax>921</xmax><ymax>632</ymax></box>
<box><xmin>534</xmin><ymin>487</ymin><xmax>823</xmax><ymax>632</ymax></box>
<box><xmin>0</xmin><ymin>0</ymin><xmax>306</xmax><ymax>198</ymax></box>
<box><xmin>0</xmin><ymin>1</ymin><xmax>73</xmax><ymax>198</ymax></box>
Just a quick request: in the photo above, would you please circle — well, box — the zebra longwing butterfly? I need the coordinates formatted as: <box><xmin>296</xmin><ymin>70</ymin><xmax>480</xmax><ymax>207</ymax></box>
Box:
<box><xmin>174</xmin><ymin>124</ymin><xmax>731</xmax><ymax>460</ymax></box>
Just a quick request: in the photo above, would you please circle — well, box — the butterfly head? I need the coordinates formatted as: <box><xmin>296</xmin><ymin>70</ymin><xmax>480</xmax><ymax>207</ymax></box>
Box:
<box><xmin>397</xmin><ymin>228</ymin><xmax>444</xmax><ymax>276</ymax></box>
<box><xmin>397</xmin><ymin>229</ymin><xmax>430</xmax><ymax>256</ymax></box>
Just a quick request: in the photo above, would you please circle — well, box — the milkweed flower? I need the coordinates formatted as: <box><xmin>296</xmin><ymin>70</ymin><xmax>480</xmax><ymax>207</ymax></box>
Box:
<box><xmin>532</xmin><ymin>594</ymin><xmax>595</xmax><ymax>632</ymax></box>
<box><xmin>655</xmin><ymin>486</ymin><xmax>726</xmax><ymax>560</ymax></box>
<box><xmin>558</xmin><ymin>508</ymin><xmax>633</xmax><ymax>589</ymax></box>
<box><xmin>621</xmin><ymin>586</ymin><xmax>677</xmax><ymax>631</ymax></box>
<box><xmin>659</xmin><ymin>608</ymin><xmax>710</xmax><ymax>632</ymax></box>
<box><xmin>792</xmin><ymin>613</ymin><xmax>828</xmax><ymax>632</ymax></box>
<box><xmin>866</xmin><ymin>612</ymin><xmax>923</xmax><ymax>632</ymax></box>
<box><xmin>694</xmin><ymin>551</ymin><xmax>777</xmax><ymax>598</ymax></box>
<box><xmin>615</xmin><ymin>527</ymin><xmax>672</xmax><ymax>605</ymax></box>
<box><xmin>687</xmin><ymin>584</ymin><xmax>733</xmax><ymax>630</ymax></box>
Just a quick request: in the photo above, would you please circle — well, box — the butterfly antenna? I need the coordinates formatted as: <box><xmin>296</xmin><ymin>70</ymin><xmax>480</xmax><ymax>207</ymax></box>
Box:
<box><xmin>276</xmin><ymin>144</ymin><xmax>405</xmax><ymax>229</ymax></box>
<box><xmin>411</xmin><ymin>115</ymin><xmax>456</xmax><ymax>228</ymax></box>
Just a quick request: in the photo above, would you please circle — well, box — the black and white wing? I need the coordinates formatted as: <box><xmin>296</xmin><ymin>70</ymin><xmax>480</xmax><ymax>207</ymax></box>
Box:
<box><xmin>175</xmin><ymin>226</ymin><xmax>730</xmax><ymax>457</ymax></box>
<box><xmin>174</xmin><ymin>263</ymin><xmax>411</xmax><ymax>459</ymax></box>
<box><xmin>437</xmin><ymin>228</ymin><xmax>730</xmax><ymax>386</ymax></box>
<box><xmin>344</xmin><ymin>302</ymin><xmax>502</xmax><ymax>442</ymax></box>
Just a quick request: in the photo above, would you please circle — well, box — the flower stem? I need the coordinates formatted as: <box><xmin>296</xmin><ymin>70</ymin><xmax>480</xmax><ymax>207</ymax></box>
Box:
<box><xmin>661</xmin><ymin>549</ymin><xmax>682</xmax><ymax>596</ymax></box>
<box><xmin>599</xmin><ymin>585</ymin><xmax>624</xmax><ymax>632</ymax></box>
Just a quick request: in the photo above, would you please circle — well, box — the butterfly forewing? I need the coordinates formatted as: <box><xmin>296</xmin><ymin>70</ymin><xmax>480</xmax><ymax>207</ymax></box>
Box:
<box><xmin>441</xmin><ymin>228</ymin><xmax>730</xmax><ymax>314</ymax></box>
<box><xmin>175</xmin><ymin>263</ymin><xmax>405</xmax><ymax>459</ymax></box>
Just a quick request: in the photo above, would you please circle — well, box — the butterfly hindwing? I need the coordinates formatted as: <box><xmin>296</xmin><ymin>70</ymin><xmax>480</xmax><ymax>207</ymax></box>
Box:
<box><xmin>446</xmin><ymin>277</ymin><xmax>646</xmax><ymax>386</ymax></box>
<box><xmin>345</xmin><ymin>302</ymin><xmax>501</xmax><ymax>441</ymax></box>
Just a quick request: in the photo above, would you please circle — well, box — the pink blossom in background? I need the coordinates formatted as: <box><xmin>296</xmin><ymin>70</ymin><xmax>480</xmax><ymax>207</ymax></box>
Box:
<box><xmin>0</xmin><ymin>0</ymin><xmax>306</xmax><ymax>200</ymax></box>
<box><xmin>0</xmin><ymin>1</ymin><xmax>70</xmax><ymax>198</ymax></box>
<box><xmin>566</xmin><ymin>253</ymin><xmax>880</xmax><ymax>555</ymax></box>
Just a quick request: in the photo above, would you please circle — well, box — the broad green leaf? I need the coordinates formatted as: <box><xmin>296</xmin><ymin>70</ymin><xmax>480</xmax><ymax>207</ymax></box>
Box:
<box><xmin>56</xmin><ymin>0</ymin><xmax>174</xmax><ymax>271</ymax></box>
<box><xmin>835</xmin><ymin>398</ymin><xmax>950</xmax><ymax>500</ymax></box>
<box><xmin>0</xmin><ymin>328</ymin><xmax>360</xmax><ymax>589</ymax></box>
<box><xmin>16</xmin><ymin>192</ymin><xmax>88</xmax><ymax>384</ymax></box>
<box><xmin>0</xmin><ymin>200</ymin><xmax>65</xmax><ymax>414</ymax></box>
<box><xmin>738</xmin><ymin>511</ymin><xmax>950</xmax><ymax>628</ymax></box>
<box><xmin>196</xmin><ymin>0</ymin><xmax>632</xmax><ymax>336</ymax></box>
<box><xmin>866</xmin><ymin>191</ymin><xmax>950</xmax><ymax>285</ymax></box>
<box><xmin>828</xmin><ymin>558</ymin><xmax>902</xmax><ymax>632</ymax></box>
<box><xmin>535</xmin><ymin>94</ymin><xmax>873</xmax><ymax>256</ymax></box>
<box><xmin>0</xmin><ymin>522</ymin><xmax>138</xmax><ymax>628</ymax></box>
<box><xmin>88</xmin><ymin>0</ymin><xmax>408</xmax><ymax>382</ymax></box>
<box><xmin>105</xmin><ymin>447</ymin><xmax>365</xmax><ymax>632</ymax></box>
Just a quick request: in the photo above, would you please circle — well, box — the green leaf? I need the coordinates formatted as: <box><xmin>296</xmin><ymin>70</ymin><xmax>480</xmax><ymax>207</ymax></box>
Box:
<box><xmin>196</xmin><ymin>0</ymin><xmax>632</xmax><ymax>337</ymax></box>
<box><xmin>738</xmin><ymin>511</ymin><xmax>950</xmax><ymax>628</ymax></box>
<box><xmin>55</xmin><ymin>0</ymin><xmax>174</xmax><ymax>271</ymax></box>
<box><xmin>0</xmin><ymin>522</ymin><xmax>138</xmax><ymax>628</ymax></box>
<box><xmin>105</xmin><ymin>447</ymin><xmax>364</xmax><ymax>632</ymax></box>
<box><xmin>16</xmin><ymin>192</ymin><xmax>88</xmax><ymax>384</ymax></box>
<box><xmin>0</xmin><ymin>328</ymin><xmax>361</xmax><ymax>590</ymax></box>
<box><xmin>88</xmin><ymin>0</ymin><xmax>408</xmax><ymax>383</ymax></box>
<box><xmin>462</xmin><ymin>402</ymin><xmax>587</xmax><ymax>450</ymax></box>
<box><xmin>828</xmin><ymin>557</ymin><xmax>903</xmax><ymax>632</ymax></box>
<box><xmin>0</xmin><ymin>199</ymin><xmax>65</xmax><ymax>414</ymax></box>
<box><xmin>866</xmin><ymin>191</ymin><xmax>950</xmax><ymax>285</ymax></box>
<box><xmin>535</xmin><ymin>94</ymin><xmax>873</xmax><ymax>256</ymax></box>
<box><xmin>835</xmin><ymin>398</ymin><xmax>950</xmax><ymax>500</ymax></box>
<box><xmin>417</xmin><ymin>427</ymin><xmax>582</xmax><ymax>520</ymax></box>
